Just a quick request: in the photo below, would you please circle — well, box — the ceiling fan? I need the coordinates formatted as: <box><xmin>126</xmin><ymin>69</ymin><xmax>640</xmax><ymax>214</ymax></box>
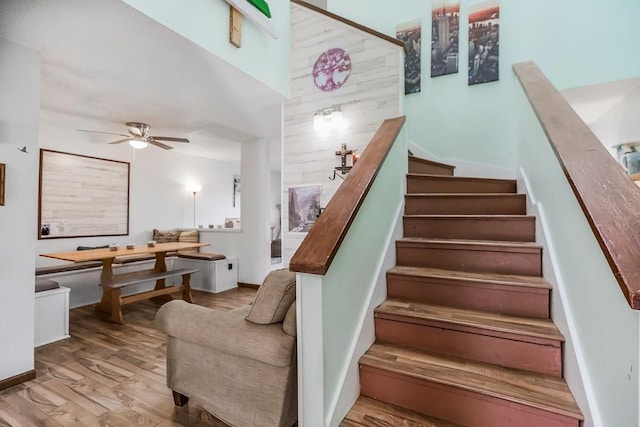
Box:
<box><xmin>76</xmin><ymin>122</ymin><xmax>190</xmax><ymax>150</ymax></box>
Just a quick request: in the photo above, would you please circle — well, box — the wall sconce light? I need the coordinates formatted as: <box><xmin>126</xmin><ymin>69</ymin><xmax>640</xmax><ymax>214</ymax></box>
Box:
<box><xmin>314</xmin><ymin>105</ymin><xmax>347</xmax><ymax>133</ymax></box>
<box><xmin>186</xmin><ymin>183</ymin><xmax>202</xmax><ymax>228</ymax></box>
<box><xmin>329</xmin><ymin>143</ymin><xmax>358</xmax><ymax>180</ymax></box>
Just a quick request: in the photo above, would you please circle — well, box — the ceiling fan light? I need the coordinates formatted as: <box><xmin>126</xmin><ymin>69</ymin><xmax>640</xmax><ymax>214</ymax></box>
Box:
<box><xmin>128</xmin><ymin>139</ymin><xmax>148</xmax><ymax>149</ymax></box>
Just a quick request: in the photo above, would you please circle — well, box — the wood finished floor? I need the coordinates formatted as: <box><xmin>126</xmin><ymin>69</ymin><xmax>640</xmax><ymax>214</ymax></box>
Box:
<box><xmin>0</xmin><ymin>288</ymin><xmax>257</xmax><ymax>427</ymax></box>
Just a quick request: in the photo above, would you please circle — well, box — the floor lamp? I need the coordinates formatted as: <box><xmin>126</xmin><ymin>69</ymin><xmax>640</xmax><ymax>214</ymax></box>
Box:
<box><xmin>186</xmin><ymin>184</ymin><xmax>202</xmax><ymax>228</ymax></box>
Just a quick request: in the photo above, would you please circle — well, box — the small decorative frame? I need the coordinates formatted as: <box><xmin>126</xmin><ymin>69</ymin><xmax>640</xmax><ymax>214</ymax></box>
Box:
<box><xmin>288</xmin><ymin>185</ymin><xmax>321</xmax><ymax>233</ymax></box>
<box><xmin>0</xmin><ymin>163</ymin><xmax>5</xmax><ymax>206</ymax></box>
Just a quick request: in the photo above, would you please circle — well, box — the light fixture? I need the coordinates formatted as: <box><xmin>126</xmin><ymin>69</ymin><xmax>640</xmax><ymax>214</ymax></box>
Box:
<box><xmin>128</xmin><ymin>139</ymin><xmax>148</xmax><ymax>149</ymax></box>
<box><xmin>186</xmin><ymin>183</ymin><xmax>202</xmax><ymax>228</ymax></box>
<box><xmin>313</xmin><ymin>105</ymin><xmax>348</xmax><ymax>132</ymax></box>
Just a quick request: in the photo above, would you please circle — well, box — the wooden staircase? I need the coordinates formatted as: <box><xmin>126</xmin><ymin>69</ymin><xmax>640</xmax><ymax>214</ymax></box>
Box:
<box><xmin>342</xmin><ymin>155</ymin><xmax>583</xmax><ymax>426</ymax></box>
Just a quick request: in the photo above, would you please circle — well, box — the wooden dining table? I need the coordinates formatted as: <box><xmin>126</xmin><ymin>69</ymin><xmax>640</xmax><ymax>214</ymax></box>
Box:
<box><xmin>41</xmin><ymin>242</ymin><xmax>210</xmax><ymax>323</ymax></box>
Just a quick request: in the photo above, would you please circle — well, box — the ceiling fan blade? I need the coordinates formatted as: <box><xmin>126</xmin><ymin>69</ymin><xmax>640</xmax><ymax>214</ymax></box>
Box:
<box><xmin>108</xmin><ymin>138</ymin><xmax>131</xmax><ymax>145</ymax></box>
<box><xmin>148</xmin><ymin>140</ymin><xmax>174</xmax><ymax>150</ymax></box>
<box><xmin>76</xmin><ymin>129</ymin><xmax>129</xmax><ymax>137</ymax></box>
<box><xmin>151</xmin><ymin>136</ymin><xmax>190</xmax><ymax>143</ymax></box>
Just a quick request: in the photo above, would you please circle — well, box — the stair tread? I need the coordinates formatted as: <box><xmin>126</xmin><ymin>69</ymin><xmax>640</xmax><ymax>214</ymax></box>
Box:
<box><xmin>408</xmin><ymin>156</ymin><xmax>455</xmax><ymax>170</ymax></box>
<box><xmin>406</xmin><ymin>192</ymin><xmax>525</xmax><ymax>197</ymax></box>
<box><xmin>376</xmin><ymin>299</ymin><xmax>563</xmax><ymax>342</ymax></box>
<box><xmin>407</xmin><ymin>174</ymin><xmax>516</xmax><ymax>184</ymax></box>
<box><xmin>342</xmin><ymin>396</ymin><xmax>461</xmax><ymax>426</ymax></box>
<box><xmin>398</xmin><ymin>237</ymin><xmax>542</xmax><ymax>250</ymax></box>
<box><xmin>388</xmin><ymin>266</ymin><xmax>551</xmax><ymax>289</ymax></box>
<box><xmin>404</xmin><ymin>214</ymin><xmax>534</xmax><ymax>220</ymax></box>
<box><xmin>361</xmin><ymin>343</ymin><xmax>583</xmax><ymax>420</ymax></box>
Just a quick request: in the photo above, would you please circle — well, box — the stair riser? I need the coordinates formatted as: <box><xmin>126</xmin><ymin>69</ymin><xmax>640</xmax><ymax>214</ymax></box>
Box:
<box><xmin>396</xmin><ymin>245</ymin><xmax>542</xmax><ymax>276</ymax></box>
<box><xmin>409</xmin><ymin>160</ymin><xmax>454</xmax><ymax>176</ymax></box>
<box><xmin>375</xmin><ymin>319</ymin><xmax>562</xmax><ymax>376</ymax></box>
<box><xmin>360</xmin><ymin>367</ymin><xmax>580</xmax><ymax>427</ymax></box>
<box><xmin>405</xmin><ymin>196</ymin><xmax>526</xmax><ymax>215</ymax></box>
<box><xmin>403</xmin><ymin>217</ymin><xmax>535</xmax><ymax>241</ymax></box>
<box><xmin>387</xmin><ymin>275</ymin><xmax>550</xmax><ymax>318</ymax></box>
<box><xmin>407</xmin><ymin>177</ymin><xmax>516</xmax><ymax>194</ymax></box>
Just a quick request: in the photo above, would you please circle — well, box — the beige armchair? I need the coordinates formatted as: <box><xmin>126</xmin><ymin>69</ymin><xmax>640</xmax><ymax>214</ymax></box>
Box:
<box><xmin>155</xmin><ymin>269</ymin><xmax>297</xmax><ymax>427</ymax></box>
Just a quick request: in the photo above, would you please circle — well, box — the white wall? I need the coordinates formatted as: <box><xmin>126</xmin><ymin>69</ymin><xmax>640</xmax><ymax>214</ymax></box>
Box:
<box><xmin>270</xmin><ymin>170</ymin><xmax>282</xmax><ymax>243</ymax></box>
<box><xmin>327</xmin><ymin>0</ymin><xmax>640</xmax><ymax>171</ymax></box>
<box><xmin>588</xmin><ymin>85</ymin><xmax>640</xmax><ymax>150</ymax></box>
<box><xmin>36</xmin><ymin>118</ymin><xmax>241</xmax><ymax>266</ymax></box>
<box><xmin>0</xmin><ymin>38</ymin><xmax>40</xmax><ymax>382</ymax></box>
<box><xmin>283</xmin><ymin>2</ymin><xmax>403</xmax><ymax>264</ymax></box>
<box><xmin>237</xmin><ymin>138</ymin><xmax>272</xmax><ymax>284</ymax></box>
<box><xmin>122</xmin><ymin>0</ymin><xmax>291</xmax><ymax>98</ymax></box>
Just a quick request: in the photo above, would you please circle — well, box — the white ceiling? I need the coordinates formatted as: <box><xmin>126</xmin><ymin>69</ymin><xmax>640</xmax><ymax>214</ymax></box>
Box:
<box><xmin>0</xmin><ymin>0</ymin><xmax>285</xmax><ymax>165</ymax></box>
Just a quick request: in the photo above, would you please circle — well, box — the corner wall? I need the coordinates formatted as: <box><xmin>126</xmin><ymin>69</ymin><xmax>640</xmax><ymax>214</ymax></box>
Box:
<box><xmin>283</xmin><ymin>3</ymin><xmax>403</xmax><ymax>264</ymax></box>
<box><xmin>0</xmin><ymin>38</ymin><xmax>40</xmax><ymax>382</ymax></box>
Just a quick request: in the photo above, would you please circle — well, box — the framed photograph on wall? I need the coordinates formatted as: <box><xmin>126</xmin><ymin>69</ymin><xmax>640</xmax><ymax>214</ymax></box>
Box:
<box><xmin>288</xmin><ymin>185</ymin><xmax>321</xmax><ymax>233</ymax></box>
<box><xmin>431</xmin><ymin>0</ymin><xmax>460</xmax><ymax>77</ymax></box>
<box><xmin>396</xmin><ymin>20</ymin><xmax>422</xmax><ymax>94</ymax></box>
<box><xmin>38</xmin><ymin>149</ymin><xmax>130</xmax><ymax>239</ymax></box>
<box><xmin>468</xmin><ymin>0</ymin><xmax>500</xmax><ymax>85</ymax></box>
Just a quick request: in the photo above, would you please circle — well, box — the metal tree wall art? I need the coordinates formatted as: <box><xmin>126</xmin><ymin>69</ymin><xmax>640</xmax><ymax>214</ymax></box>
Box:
<box><xmin>313</xmin><ymin>48</ymin><xmax>352</xmax><ymax>92</ymax></box>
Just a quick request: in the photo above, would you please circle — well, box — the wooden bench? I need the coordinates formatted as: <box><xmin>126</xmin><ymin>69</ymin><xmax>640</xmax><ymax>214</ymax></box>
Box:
<box><xmin>95</xmin><ymin>268</ymin><xmax>199</xmax><ymax>324</ymax></box>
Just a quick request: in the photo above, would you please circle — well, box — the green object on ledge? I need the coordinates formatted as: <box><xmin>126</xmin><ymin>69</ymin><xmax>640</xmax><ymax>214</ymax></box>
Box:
<box><xmin>247</xmin><ymin>0</ymin><xmax>271</xmax><ymax>18</ymax></box>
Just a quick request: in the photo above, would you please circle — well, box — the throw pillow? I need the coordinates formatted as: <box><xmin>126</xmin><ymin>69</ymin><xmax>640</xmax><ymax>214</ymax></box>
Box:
<box><xmin>245</xmin><ymin>268</ymin><xmax>296</xmax><ymax>325</ymax></box>
<box><xmin>282</xmin><ymin>301</ymin><xmax>296</xmax><ymax>336</ymax></box>
<box><xmin>153</xmin><ymin>228</ymin><xmax>180</xmax><ymax>243</ymax></box>
<box><xmin>178</xmin><ymin>230</ymin><xmax>199</xmax><ymax>253</ymax></box>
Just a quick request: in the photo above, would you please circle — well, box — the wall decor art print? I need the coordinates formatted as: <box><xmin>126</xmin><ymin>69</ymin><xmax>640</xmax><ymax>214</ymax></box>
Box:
<box><xmin>431</xmin><ymin>0</ymin><xmax>460</xmax><ymax>77</ymax></box>
<box><xmin>468</xmin><ymin>0</ymin><xmax>499</xmax><ymax>85</ymax></box>
<box><xmin>38</xmin><ymin>149</ymin><xmax>130</xmax><ymax>239</ymax></box>
<box><xmin>313</xmin><ymin>48</ymin><xmax>352</xmax><ymax>92</ymax></box>
<box><xmin>288</xmin><ymin>185</ymin><xmax>321</xmax><ymax>233</ymax></box>
<box><xmin>233</xmin><ymin>175</ymin><xmax>241</xmax><ymax>208</ymax></box>
<box><xmin>396</xmin><ymin>20</ymin><xmax>422</xmax><ymax>94</ymax></box>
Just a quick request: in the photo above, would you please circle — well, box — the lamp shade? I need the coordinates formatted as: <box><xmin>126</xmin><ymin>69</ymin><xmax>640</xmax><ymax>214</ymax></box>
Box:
<box><xmin>128</xmin><ymin>139</ymin><xmax>148</xmax><ymax>149</ymax></box>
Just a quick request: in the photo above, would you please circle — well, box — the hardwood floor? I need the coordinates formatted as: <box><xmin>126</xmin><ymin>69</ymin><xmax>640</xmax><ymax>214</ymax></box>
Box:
<box><xmin>0</xmin><ymin>288</ymin><xmax>257</xmax><ymax>427</ymax></box>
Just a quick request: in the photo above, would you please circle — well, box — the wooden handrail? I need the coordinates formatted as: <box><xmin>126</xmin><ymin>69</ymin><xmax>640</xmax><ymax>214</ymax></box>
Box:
<box><xmin>290</xmin><ymin>0</ymin><xmax>405</xmax><ymax>49</ymax></box>
<box><xmin>289</xmin><ymin>117</ymin><xmax>406</xmax><ymax>275</ymax></box>
<box><xmin>514</xmin><ymin>61</ymin><xmax>640</xmax><ymax>309</ymax></box>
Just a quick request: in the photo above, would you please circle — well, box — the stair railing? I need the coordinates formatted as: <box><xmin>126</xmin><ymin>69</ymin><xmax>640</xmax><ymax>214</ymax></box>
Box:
<box><xmin>513</xmin><ymin>61</ymin><xmax>640</xmax><ymax>426</ymax></box>
<box><xmin>514</xmin><ymin>61</ymin><xmax>640</xmax><ymax>309</ymax></box>
<box><xmin>290</xmin><ymin>117</ymin><xmax>406</xmax><ymax>426</ymax></box>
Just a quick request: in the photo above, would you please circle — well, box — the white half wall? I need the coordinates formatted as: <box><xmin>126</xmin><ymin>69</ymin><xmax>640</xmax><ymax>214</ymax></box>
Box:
<box><xmin>0</xmin><ymin>37</ymin><xmax>40</xmax><ymax>382</ymax></box>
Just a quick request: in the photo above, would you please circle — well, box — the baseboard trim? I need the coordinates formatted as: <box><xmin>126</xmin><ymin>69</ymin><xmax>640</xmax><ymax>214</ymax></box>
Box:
<box><xmin>0</xmin><ymin>370</ymin><xmax>36</xmax><ymax>391</ymax></box>
<box><xmin>238</xmin><ymin>282</ymin><xmax>260</xmax><ymax>289</ymax></box>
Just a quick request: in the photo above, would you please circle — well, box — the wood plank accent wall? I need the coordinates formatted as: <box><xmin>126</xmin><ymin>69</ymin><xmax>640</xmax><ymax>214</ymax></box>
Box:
<box><xmin>290</xmin><ymin>117</ymin><xmax>405</xmax><ymax>275</ymax></box>
<box><xmin>514</xmin><ymin>61</ymin><xmax>640</xmax><ymax>310</ymax></box>
<box><xmin>283</xmin><ymin>2</ymin><xmax>403</xmax><ymax>264</ymax></box>
<box><xmin>38</xmin><ymin>149</ymin><xmax>130</xmax><ymax>239</ymax></box>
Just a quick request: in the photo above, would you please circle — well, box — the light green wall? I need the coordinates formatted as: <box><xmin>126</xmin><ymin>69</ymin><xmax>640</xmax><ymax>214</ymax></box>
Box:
<box><xmin>515</xmin><ymin>81</ymin><xmax>639</xmax><ymax>427</ymax></box>
<box><xmin>327</xmin><ymin>0</ymin><xmax>640</xmax><ymax>170</ymax></box>
<box><xmin>122</xmin><ymin>0</ymin><xmax>291</xmax><ymax>97</ymax></box>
